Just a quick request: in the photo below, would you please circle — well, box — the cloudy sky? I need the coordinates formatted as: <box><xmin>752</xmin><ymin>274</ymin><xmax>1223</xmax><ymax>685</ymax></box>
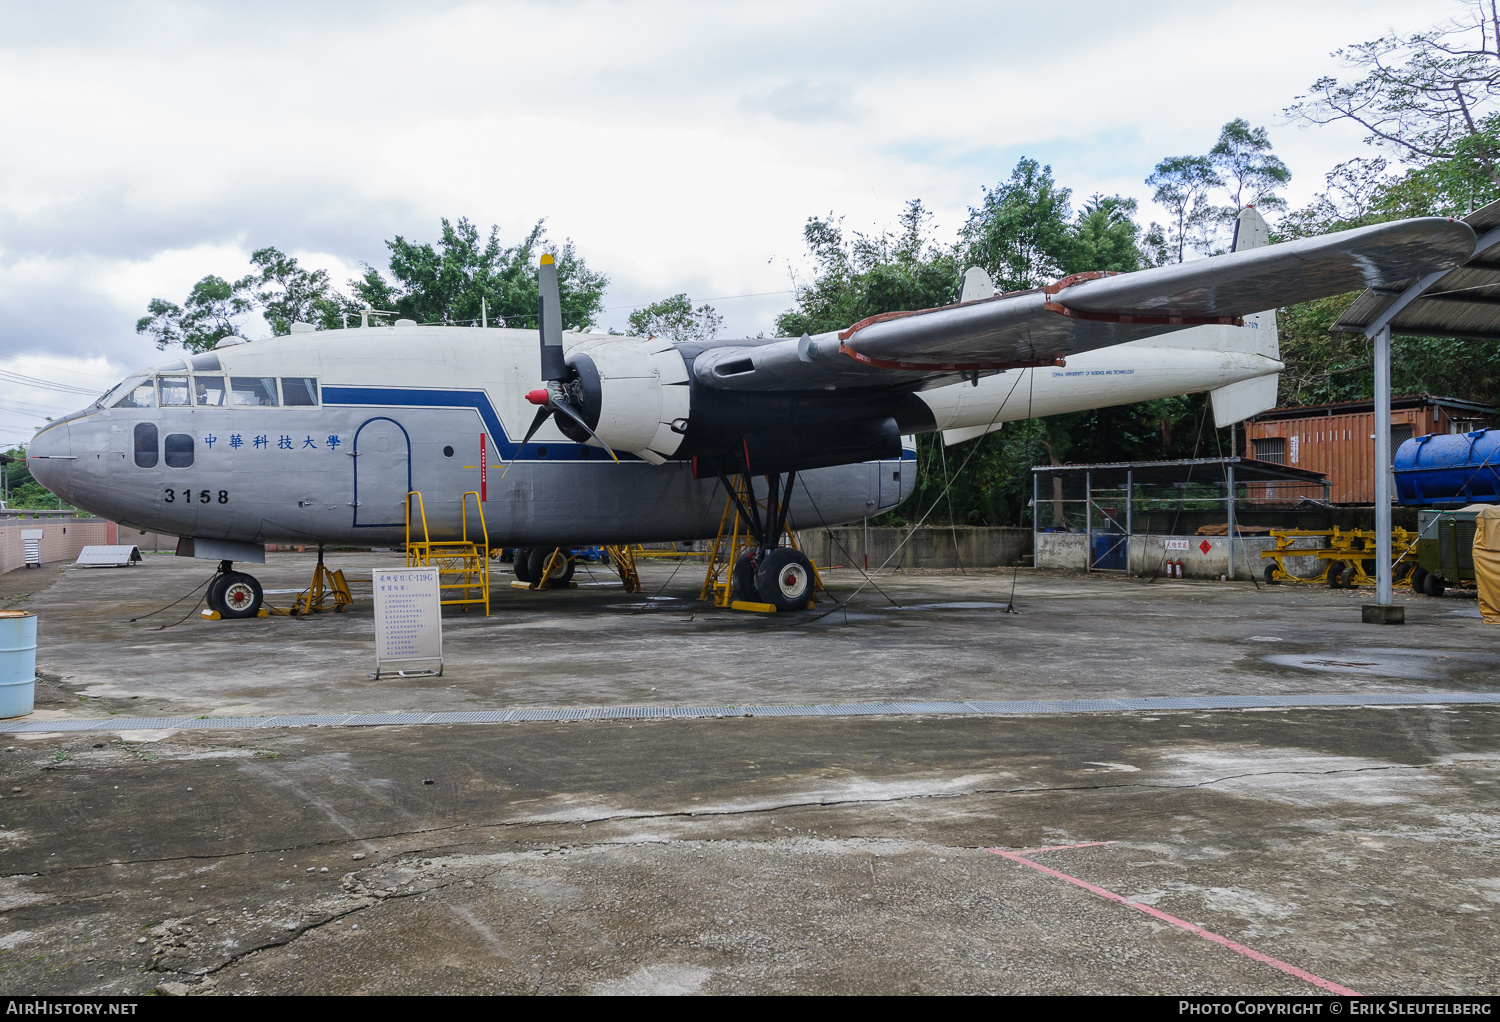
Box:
<box><xmin>0</xmin><ymin>0</ymin><xmax>1457</xmax><ymax>445</ymax></box>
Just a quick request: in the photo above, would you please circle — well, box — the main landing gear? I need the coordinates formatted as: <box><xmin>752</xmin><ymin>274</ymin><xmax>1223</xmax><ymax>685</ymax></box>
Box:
<box><xmin>206</xmin><ymin>559</ymin><xmax>265</xmax><ymax>619</ymax></box>
<box><xmin>703</xmin><ymin>470</ymin><xmax>820</xmax><ymax>613</ymax></box>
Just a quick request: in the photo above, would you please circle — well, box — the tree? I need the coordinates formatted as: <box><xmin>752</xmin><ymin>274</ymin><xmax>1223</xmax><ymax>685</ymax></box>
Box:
<box><xmin>960</xmin><ymin>158</ymin><xmax>1073</xmax><ymax>290</ymax></box>
<box><xmin>249</xmin><ymin>247</ymin><xmax>344</xmax><ymax>334</ymax></box>
<box><xmin>135</xmin><ymin>274</ymin><xmax>255</xmax><ymax>352</ymax></box>
<box><xmin>1209</xmin><ymin>118</ymin><xmax>1292</xmax><ymax>213</ymax></box>
<box><xmin>627</xmin><ymin>294</ymin><xmax>723</xmax><ymax>342</ymax></box>
<box><xmin>1145</xmin><ymin>155</ymin><xmax>1220</xmax><ymax>262</ymax></box>
<box><xmin>776</xmin><ymin>199</ymin><xmax>960</xmax><ymax>337</ymax></box>
<box><xmin>137</xmin><ymin>247</ymin><xmax>351</xmax><ymax>351</ymax></box>
<box><xmin>1285</xmin><ymin>1</ymin><xmax>1500</xmax><ymax>186</ymax></box>
<box><xmin>1063</xmin><ymin>195</ymin><xmax>1143</xmax><ymax>275</ymax></box>
<box><xmin>355</xmin><ymin>217</ymin><xmax>609</xmax><ymax>331</ymax></box>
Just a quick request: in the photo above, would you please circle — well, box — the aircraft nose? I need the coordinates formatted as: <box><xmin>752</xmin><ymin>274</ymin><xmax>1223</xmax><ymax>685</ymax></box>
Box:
<box><xmin>25</xmin><ymin>422</ymin><xmax>73</xmax><ymax>498</ymax></box>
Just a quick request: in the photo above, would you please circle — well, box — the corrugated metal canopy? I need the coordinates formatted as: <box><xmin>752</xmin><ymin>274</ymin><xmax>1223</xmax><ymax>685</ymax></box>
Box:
<box><xmin>1032</xmin><ymin>456</ymin><xmax>1327</xmax><ymax>488</ymax></box>
<box><xmin>1335</xmin><ymin>198</ymin><xmax>1500</xmax><ymax>339</ymax></box>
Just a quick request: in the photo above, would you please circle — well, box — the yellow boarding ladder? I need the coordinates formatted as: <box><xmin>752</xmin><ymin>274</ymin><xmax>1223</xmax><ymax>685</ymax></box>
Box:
<box><xmin>405</xmin><ymin>491</ymin><xmax>491</xmax><ymax>615</ymax></box>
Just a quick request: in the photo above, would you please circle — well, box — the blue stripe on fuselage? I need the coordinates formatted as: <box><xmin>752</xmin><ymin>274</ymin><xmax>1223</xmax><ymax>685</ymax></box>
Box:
<box><xmin>321</xmin><ymin>385</ymin><xmax>614</xmax><ymax>462</ymax></box>
<box><xmin>323</xmin><ymin>385</ymin><xmax>920</xmax><ymax>464</ymax></box>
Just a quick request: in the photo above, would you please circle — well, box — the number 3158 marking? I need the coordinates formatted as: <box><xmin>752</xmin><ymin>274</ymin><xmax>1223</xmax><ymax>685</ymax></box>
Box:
<box><xmin>164</xmin><ymin>489</ymin><xmax>228</xmax><ymax>504</ymax></box>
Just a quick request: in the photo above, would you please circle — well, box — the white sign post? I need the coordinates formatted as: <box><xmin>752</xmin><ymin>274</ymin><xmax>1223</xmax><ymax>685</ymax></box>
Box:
<box><xmin>372</xmin><ymin>567</ymin><xmax>443</xmax><ymax>678</ymax></box>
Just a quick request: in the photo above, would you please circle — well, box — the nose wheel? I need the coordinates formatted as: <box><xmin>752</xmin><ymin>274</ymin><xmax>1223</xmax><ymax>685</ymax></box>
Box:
<box><xmin>207</xmin><ymin>563</ymin><xmax>265</xmax><ymax>619</ymax></box>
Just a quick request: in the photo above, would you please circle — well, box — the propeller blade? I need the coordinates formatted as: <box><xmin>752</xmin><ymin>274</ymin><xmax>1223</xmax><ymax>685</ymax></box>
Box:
<box><xmin>550</xmin><ymin>400</ymin><xmax>622</xmax><ymax>464</ymax></box>
<box><xmin>537</xmin><ymin>253</ymin><xmax>567</xmax><ymax>381</ymax></box>
<box><xmin>499</xmin><ymin>405</ymin><xmax>552</xmax><ymax>480</ymax></box>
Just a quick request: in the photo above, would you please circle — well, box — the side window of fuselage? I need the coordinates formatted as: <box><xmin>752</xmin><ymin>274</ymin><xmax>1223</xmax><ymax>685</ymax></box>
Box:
<box><xmin>133</xmin><ymin>423</ymin><xmax>158</xmax><ymax>468</ymax></box>
<box><xmin>230</xmin><ymin>377</ymin><xmax>279</xmax><ymax>407</ymax></box>
<box><xmin>115</xmin><ymin>381</ymin><xmax>156</xmax><ymax>409</ymax></box>
<box><xmin>164</xmin><ymin>434</ymin><xmax>194</xmax><ymax>469</ymax></box>
<box><xmin>159</xmin><ymin>376</ymin><xmax>191</xmax><ymax>407</ymax></box>
<box><xmin>281</xmin><ymin>378</ymin><xmax>318</xmax><ymax>406</ymax></box>
<box><xmin>195</xmin><ymin>376</ymin><xmax>227</xmax><ymax>406</ymax></box>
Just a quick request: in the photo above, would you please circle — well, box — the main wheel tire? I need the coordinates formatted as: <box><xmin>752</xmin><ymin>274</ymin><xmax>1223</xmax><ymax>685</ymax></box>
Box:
<box><xmin>528</xmin><ymin>548</ymin><xmax>574</xmax><ymax>585</ymax></box>
<box><xmin>1327</xmin><ymin>562</ymin><xmax>1346</xmax><ymax>588</ymax></box>
<box><xmin>513</xmin><ymin>548</ymin><xmax>534</xmax><ymax>583</ymax></box>
<box><xmin>1409</xmin><ymin>565</ymin><xmax>1428</xmax><ymax>593</ymax></box>
<box><xmin>206</xmin><ymin>573</ymin><xmax>231</xmax><ymax>614</ymax></box>
<box><xmin>218</xmin><ymin>572</ymin><xmax>264</xmax><ymax>619</ymax></box>
<box><xmin>755</xmin><ymin>547</ymin><xmax>815</xmax><ymax>612</ymax></box>
<box><xmin>1340</xmin><ymin>563</ymin><xmax>1359</xmax><ymax>588</ymax></box>
<box><xmin>1424</xmin><ymin>573</ymin><xmax>1448</xmax><ymax>598</ymax></box>
<box><xmin>1263</xmin><ymin>564</ymin><xmax>1278</xmax><ymax>585</ymax></box>
<box><xmin>732</xmin><ymin>549</ymin><xmax>761</xmax><ymax>603</ymax></box>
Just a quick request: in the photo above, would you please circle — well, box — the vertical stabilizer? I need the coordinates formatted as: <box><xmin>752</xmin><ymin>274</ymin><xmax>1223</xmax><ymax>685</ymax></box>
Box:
<box><xmin>960</xmin><ymin>266</ymin><xmax>995</xmax><ymax>303</ymax></box>
<box><xmin>1230</xmin><ymin>206</ymin><xmax>1270</xmax><ymax>253</ymax></box>
<box><xmin>1208</xmin><ymin>206</ymin><xmax>1280</xmax><ymax>427</ymax></box>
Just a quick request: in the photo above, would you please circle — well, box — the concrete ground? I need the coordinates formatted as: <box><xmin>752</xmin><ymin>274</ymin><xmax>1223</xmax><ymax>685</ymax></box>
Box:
<box><xmin>1</xmin><ymin>552</ymin><xmax>1497</xmax><ymax>995</ymax></box>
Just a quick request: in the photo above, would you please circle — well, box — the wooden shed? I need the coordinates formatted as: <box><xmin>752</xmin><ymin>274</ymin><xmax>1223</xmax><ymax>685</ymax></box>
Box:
<box><xmin>1245</xmin><ymin>394</ymin><xmax>1495</xmax><ymax>505</ymax></box>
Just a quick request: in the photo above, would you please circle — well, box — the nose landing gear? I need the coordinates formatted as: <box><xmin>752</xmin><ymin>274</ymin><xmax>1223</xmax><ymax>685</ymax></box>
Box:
<box><xmin>206</xmin><ymin>559</ymin><xmax>265</xmax><ymax>619</ymax></box>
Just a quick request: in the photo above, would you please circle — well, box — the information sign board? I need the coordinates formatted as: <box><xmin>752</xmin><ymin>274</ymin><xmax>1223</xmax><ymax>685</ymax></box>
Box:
<box><xmin>372</xmin><ymin>567</ymin><xmax>443</xmax><ymax>677</ymax></box>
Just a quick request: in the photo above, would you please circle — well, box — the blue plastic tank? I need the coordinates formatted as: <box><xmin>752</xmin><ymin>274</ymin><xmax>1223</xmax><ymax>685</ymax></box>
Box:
<box><xmin>1394</xmin><ymin>429</ymin><xmax>1500</xmax><ymax>506</ymax></box>
<box><xmin>1091</xmin><ymin>533</ymin><xmax>1127</xmax><ymax>570</ymax></box>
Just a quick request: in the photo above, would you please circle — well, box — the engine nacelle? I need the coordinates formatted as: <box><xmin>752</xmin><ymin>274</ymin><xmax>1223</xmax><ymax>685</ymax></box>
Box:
<box><xmin>563</xmin><ymin>337</ymin><xmax>691</xmax><ymax>462</ymax></box>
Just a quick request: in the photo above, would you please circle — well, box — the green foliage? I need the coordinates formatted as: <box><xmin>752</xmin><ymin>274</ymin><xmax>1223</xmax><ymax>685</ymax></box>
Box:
<box><xmin>775</xmin><ymin>200</ymin><xmax>960</xmax><ymax>337</ymax></box>
<box><xmin>627</xmin><ymin>294</ymin><xmax>723</xmax><ymax>342</ymax></box>
<box><xmin>1285</xmin><ymin>2</ymin><xmax>1500</xmax><ymax>185</ymax></box>
<box><xmin>355</xmin><ymin>218</ymin><xmax>608</xmax><ymax>331</ymax></box>
<box><xmin>135</xmin><ymin>275</ymin><xmax>253</xmax><ymax>353</ymax></box>
<box><xmin>1210</xmin><ymin>118</ymin><xmax>1292</xmax><ymax>214</ymax></box>
<box><xmin>136</xmin><ymin>247</ymin><xmax>347</xmax><ymax>351</ymax></box>
<box><xmin>1064</xmin><ymin>195</ymin><xmax>1143</xmax><ymax>275</ymax></box>
<box><xmin>959</xmin><ymin>159</ymin><xmax>1073</xmax><ymax>291</ymax></box>
<box><xmin>1146</xmin><ymin>154</ymin><xmax>1219</xmax><ymax>262</ymax></box>
<box><xmin>137</xmin><ymin>222</ymin><xmax>610</xmax><ymax>353</ymax></box>
<box><xmin>250</xmin><ymin>247</ymin><xmax>345</xmax><ymax>334</ymax></box>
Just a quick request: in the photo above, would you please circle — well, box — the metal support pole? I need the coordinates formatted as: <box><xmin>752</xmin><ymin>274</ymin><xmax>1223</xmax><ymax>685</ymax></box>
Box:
<box><xmin>1126</xmin><ymin>469</ymin><xmax>1133</xmax><ymax>574</ymax></box>
<box><xmin>1085</xmin><ymin>470</ymin><xmax>1092</xmax><ymax>572</ymax></box>
<box><xmin>1373</xmin><ymin>325</ymin><xmax>1393</xmax><ymax>605</ymax></box>
<box><xmin>1032</xmin><ymin>471</ymin><xmax>1039</xmax><ymax>551</ymax></box>
<box><xmin>1226</xmin><ymin>463</ymin><xmax>1236</xmax><ymax>581</ymax></box>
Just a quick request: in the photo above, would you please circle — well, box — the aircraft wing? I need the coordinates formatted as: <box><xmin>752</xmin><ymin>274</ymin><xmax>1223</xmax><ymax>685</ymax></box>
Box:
<box><xmin>690</xmin><ymin>216</ymin><xmax>1477</xmax><ymax>392</ymax></box>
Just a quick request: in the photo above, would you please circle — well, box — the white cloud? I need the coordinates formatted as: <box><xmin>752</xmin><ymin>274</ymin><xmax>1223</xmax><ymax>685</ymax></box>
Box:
<box><xmin>0</xmin><ymin>0</ymin><xmax>1458</xmax><ymax>366</ymax></box>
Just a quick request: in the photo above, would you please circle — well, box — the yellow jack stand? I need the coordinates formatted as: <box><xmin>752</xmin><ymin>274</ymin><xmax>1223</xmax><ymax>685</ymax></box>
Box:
<box><xmin>604</xmin><ymin>545</ymin><xmax>642</xmax><ymax>592</ymax></box>
<box><xmin>294</xmin><ymin>549</ymin><xmax>352</xmax><ymax>615</ymax></box>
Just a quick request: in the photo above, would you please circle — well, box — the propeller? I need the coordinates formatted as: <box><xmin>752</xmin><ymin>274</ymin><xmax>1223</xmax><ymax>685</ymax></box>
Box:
<box><xmin>499</xmin><ymin>254</ymin><xmax>621</xmax><ymax>478</ymax></box>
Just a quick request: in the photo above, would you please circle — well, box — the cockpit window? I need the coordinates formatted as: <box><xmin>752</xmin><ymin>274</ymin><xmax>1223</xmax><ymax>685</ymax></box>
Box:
<box><xmin>163</xmin><ymin>433</ymin><xmax>194</xmax><ymax>469</ymax></box>
<box><xmin>229</xmin><ymin>376</ymin><xmax>279</xmax><ymax>407</ymax></box>
<box><xmin>195</xmin><ymin>376</ymin><xmax>227</xmax><ymax>407</ymax></box>
<box><xmin>189</xmin><ymin>353</ymin><xmax>221</xmax><ymax>371</ymax></box>
<box><xmin>281</xmin><ymin>377</ymin><xmax>318</xmax><ymax>406</ymax></box>
<box><xmin>133</xmin><ymin>423</ymin><xmax>158</xmax><ymax>468</ymax></box>
<box><xmin>114</xmin><ymin>379</ymin><xmax>156</xmax><ymax>409</ymax></box>
<box><xmin>157</xmin><ymin>361</ymin><xmax>186</xmax><ymax>372</ymax></box>
<box><xmin>159</xmin><ymin>376</ymin><xmax>191</xmax><ymax>407</ymax></box>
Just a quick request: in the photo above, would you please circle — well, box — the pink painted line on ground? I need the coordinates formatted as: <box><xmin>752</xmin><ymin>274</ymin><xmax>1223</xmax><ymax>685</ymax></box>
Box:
<box><xmin>987</xmin><ymin>846</ymin><xmax>1360</xmax><ymax>996</ymax></box>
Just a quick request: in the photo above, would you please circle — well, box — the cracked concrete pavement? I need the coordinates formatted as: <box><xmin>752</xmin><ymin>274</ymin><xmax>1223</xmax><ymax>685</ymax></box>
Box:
<box><xmin>1</xmin><ymin>553</ymin><xmax>1498</xmax><ymax>994</ymax></box>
